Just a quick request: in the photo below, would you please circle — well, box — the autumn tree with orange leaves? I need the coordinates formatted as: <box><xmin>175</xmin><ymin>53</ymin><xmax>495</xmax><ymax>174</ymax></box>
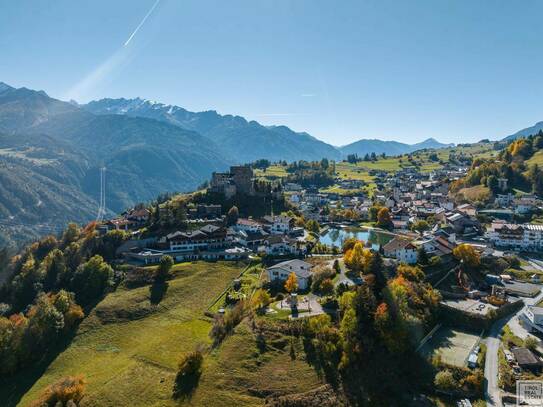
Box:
<box><xmin>284</xmin><ymin>272</ymin><xmax>298</xmax><ymax>293</ymax></box>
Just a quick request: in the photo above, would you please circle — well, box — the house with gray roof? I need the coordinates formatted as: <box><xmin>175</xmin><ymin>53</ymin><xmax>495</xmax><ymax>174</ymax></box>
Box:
<box><xmin>267</xmin><ymin>259</ymin><xmax>313</xmax><ymax>290</ymax></box>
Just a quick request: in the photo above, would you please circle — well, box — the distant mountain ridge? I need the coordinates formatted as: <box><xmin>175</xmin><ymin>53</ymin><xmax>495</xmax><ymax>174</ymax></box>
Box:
<box><xmin>0</xmin><ymin>83</ymin><xmax>231</xmax><ymax>246</ymax></box>
<box><xmin>0</xmin><ymin>81</ymin><xmax>456</xmax><ymax>247</ymax></box>
<box><xmin>84</xmin><ymin>97</ymin><xmax>453</xmax><ymax>160</ymax></box>
<box><xmin>503</xmin><ymin>121</ymin><xmax>543</xmax><ymax>141</ymax></box>
<box><xmin>84</xmin><ymin>98</ymin><xmax>342</xmax><ymax>162</ymax></box>
<box><xmin>339</xmin><ymin>137</ymin><xmax>453</xmax><ymax>157</ymax></box>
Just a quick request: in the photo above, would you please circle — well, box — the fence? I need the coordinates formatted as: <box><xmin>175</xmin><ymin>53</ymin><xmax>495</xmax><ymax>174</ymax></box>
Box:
<box><xmin>416</xmin><ymin>323</ymin><xmax>442</xmax><ymax>352</ymax></box>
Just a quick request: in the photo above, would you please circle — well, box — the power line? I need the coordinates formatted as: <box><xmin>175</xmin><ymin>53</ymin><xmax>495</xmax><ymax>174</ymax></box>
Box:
<box><xmin>95</xmin><ymin>167</ymin><xmax>107</xmax><ymax>222</ymax></box>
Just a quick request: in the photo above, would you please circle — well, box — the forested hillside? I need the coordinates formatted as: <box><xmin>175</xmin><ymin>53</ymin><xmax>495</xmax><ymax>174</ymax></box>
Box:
<box><xmin>451</xmin><ymin>131</ymin><xmax>543</xmax><ymax>202</ymax></box>
<box><xmin>84</xmin><ymin>98</ymin><xmax>343</xmax><ymax>163</ymax></box>
<box><xmin>0</xmin><ymin>84</ymin><xmax>230</xmax><ymax>247</ymax></box>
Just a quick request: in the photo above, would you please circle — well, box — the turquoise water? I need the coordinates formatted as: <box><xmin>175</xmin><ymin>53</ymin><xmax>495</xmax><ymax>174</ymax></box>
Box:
<box><xmin>319</xmin><ymin>227</ymin><xmax>394</xmax><ymax>249</ymax></box>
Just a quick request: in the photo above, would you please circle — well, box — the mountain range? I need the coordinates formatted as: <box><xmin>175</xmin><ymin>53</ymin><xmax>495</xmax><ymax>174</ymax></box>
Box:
<box><xmin>0</xmin><ymin>81</ymin><xmax>458</xmax><ymax>246</ymax></box>
<box><xmin>84</xmin><ymin>98</ymin><xmax>342</xmax><ymax>163</ymax></box>
<box><xmin>339</xmin><ymin>137</ymin><xmax>453</xmax><ymax>157</ymax></box>
<box><xmin>503</xmin><ymin>121</ymin><xmax>543</xmax><ymax>142</ymax></box>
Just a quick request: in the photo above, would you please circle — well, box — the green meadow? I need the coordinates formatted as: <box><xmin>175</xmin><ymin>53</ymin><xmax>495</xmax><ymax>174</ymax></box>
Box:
<box><xmin>6</xmin><ymin>261</ymin><xmax>322</xmax><ymax>407</ymax></box>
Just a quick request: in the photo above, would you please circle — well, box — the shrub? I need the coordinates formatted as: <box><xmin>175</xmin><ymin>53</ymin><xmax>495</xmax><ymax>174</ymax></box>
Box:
<box><xmin>173</xmin><ymin>350</ymin><xmax>204</xmax><ymax>398</ymax></box>
<box><xmin>320</xmin><ymin>279</ymin><xmax>335</xmax><ymax>297</ymax></box>
<box><xmin>434</xmin><ymin>369</ymin><xmax>458</xmax><ymax>392</ymax></box>
<box><xmin>0</xmin><ymin>303</ymin><xmax>11</xmax><ymax>316</ymax></box>
<box><xmin>505</xmin><ymin>255</ymin><xmax>521</xmax><ymax>269</ymax></box>
<box><xmin>30</xmin><ymin>375</ymin><xmax>86</xmax><ymax>407</ymax></box>
<box><xmin>209</xmin><ymin>301</ymin><xmax>248</xmax><ymax>347</ymax></box>
<box><xmin>463</xmin><ymin>369</ymin><xmax>484</xmax><ymax>395</ymax></box>
<box><xmin>429</xmin><ymin>256</ymin><xmax>442</xmax><ymax>267</ymax></box>
<box><xmin>251</xmin><ymin>289</ymin><xmax>272</xmax><ymax>312</ymax></box>
<box><xmin>525</xmin><ymin>336</ymin><xmax>538</xmax><ymax>351</ymax></box>
<box><xmin>154</xmin><ymin>255</ymin><xmax>174</xmax><ymax>282</ymax></box>
<box><xmin>311</xmin><ymin>267</ymin><xmax>336</xmax><ymax>293</ymax></box>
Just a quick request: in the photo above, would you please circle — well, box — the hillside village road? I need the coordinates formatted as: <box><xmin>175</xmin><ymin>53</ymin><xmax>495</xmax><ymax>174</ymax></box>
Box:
<box><xmin>484</xmin><ymin>289</ymin><xmax>543</xmax><ymax>407</ymax></box>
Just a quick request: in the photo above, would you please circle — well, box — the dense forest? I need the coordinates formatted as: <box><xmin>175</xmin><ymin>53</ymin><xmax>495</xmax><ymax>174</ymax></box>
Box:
<box><xmin>0</xmin><ymin>224</ymin><xmax>128</xmax><ymax>375</ymax></box>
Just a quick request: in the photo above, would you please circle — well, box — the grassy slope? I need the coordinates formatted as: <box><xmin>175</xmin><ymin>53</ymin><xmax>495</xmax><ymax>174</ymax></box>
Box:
<box><xmin>527</xmin><ymin>150</ymin><xmax>543</xmax><ymax>166</ymax></box>
<box><xmin>11</xmin><ymin>261</ymin><xmax>321</xmax><ymax>407</ymax></box>
<box><xmin>255</xmin><ymin>143</ymin><xmax>498</xmax><ymax>198</ymax></box>
<box><xmin>457</xmin><ymin>185</ymin><xmax>491</xmax><ymax>201</ymax></box>
<box><xmin>190</xmin><ymin>322</ymin><xmax>322</xmax><ymax>406</ymax></box>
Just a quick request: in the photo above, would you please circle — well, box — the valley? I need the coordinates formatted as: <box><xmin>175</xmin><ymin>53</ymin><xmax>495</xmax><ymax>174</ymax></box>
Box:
<box><xmin>1</xmin><ymin>81</ymin><xmax>543</xmax><ymax>407</ymax></box>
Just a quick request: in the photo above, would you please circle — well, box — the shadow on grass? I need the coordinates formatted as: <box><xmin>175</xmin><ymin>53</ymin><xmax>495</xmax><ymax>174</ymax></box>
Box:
<box><xmin>0</xmin><ymin>331</ymin><xmax>77</xmax><ymax>407</ymax></box>
<box><xmin>291</xmin><ymin>305</ymin><xmax>299</xmax><ymax>318</ymax></box>
<box><xmin>149</xmin><ymin>281</ymin><xmax>169</xmax><ymax>305</ymax></box>
<box><xmin>172</xmin><ymin>371</ymin><xmax>201</xmax><ymax>401</ymax></box>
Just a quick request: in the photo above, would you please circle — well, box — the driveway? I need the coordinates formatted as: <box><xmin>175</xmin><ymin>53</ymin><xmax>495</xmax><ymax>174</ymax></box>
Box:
<box><xmin>484</xmin><ymin>289</ymin><xmax>543</xmax><ymax>406</ymax></box>
<box><xmin>290</xmin><ymin>295</ymin><xmax>324</xmax><ymax>319</ymax></box>
<box><xmin>279</xmin><ymin>293</ymin><xmax>324</xmax><ymax>320</ymax></box>
<box><xmin>332</xmin><ymin>258</ymin><xmax>356</xmax><ymax>287</ymax></box>
<box><xmin>485</xmin><ymin>317</ymin><xmax>508</xmax><ymax>407</ymax></box>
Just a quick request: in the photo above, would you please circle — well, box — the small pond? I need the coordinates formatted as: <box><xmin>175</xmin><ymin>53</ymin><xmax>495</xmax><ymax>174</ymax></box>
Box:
<box><xmin>319</xmin><ymin>227</ymin><xmax>395</xmax><ymax>250</ymax></box>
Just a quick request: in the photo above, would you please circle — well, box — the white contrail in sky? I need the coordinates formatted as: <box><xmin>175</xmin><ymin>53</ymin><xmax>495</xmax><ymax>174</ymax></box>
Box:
<box><xmin>124</xmin><ymin>0</ymin><xmax>161</xmax><ymax>47</ymax></box>
<box><xmin>64</xmin><ymin>0</ymin><xmax>161</xmax><ymax>101</ymax></box>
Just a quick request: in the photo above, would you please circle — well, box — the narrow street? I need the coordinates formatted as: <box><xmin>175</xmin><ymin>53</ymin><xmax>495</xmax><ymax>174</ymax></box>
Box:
<box><xmin>485</xmin><ymin>318</ymin><xmax>508</xmax><ymax>407</ymax></box>
<box><xmin>484</xmin><ymin>289</ymin><xmax>543</xmax><ymax>406</ymax></box>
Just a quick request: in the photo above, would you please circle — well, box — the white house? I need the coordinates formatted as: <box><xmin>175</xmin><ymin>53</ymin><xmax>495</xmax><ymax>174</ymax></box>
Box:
<box><xmin>163</xmin><ymin>225</ymin><xmax>227</xmax><ymax>252</ymax></box>
<box><xmin>520</xmin><ymin>306</ymin><xmax>543</xmax><ymax>334</ymax></box>
<box><xmin>263</xmin><ymin>215</ymin><xmax>294</xmax><ymax>234</ymax></box>
<box><xmin>383</xmin><ymin>236</ymin><xmax>418</xmax><ymax>264</ymax></box>
<box><xmin>457</xmin><ymin>203</ymin><xmax>477</xmax><ymax>217</ymax></box>
<box><xmin>513</xmin><ymin>198</ymin><xmax>536</xmax><ymax>214</ymax></box>
<box><xmin>288</xmin><ymin>193</ymin><xmax>302</xmax><ymax>205</ymax></box>
<box><xmin>235</xmin><ymin>218</ymin><xmax>263</xmax><ymax>233</ymax></box>
<box><xmin>266</xmin><ymin>259</ymin><xmax>312</xmax><ymax>290</ymax></box>
<box><xmin>236</xmin><ymin>229</ymin><xmax>269</xmax><ymax>248</ymax></box>
<box><xmin>487</xmin><ymin>222</ymin><xmax>543</xmax><ymax>251</ymax></box>
<box><xmin>259</xmin><ymin>235</ymin><xmax>301</xmax><ymax>256</ymax></box>
<box><xmin>284</xmin><ymin>183</ymin><xmax>303</xmax><ymax>192</ymax></box>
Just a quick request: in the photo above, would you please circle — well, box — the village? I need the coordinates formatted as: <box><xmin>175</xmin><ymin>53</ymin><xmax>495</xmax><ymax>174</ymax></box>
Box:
<box><xmin>94</xmin><ymin>149</ymin><xmax>543</xmax><ymax>407</ymax></box>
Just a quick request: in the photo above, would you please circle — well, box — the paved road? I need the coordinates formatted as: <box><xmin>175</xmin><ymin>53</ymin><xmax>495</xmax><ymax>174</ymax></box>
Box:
<box><xmin>484</xmin><ymin>288</ymin><xmax>543</xmax><ymax>406</ymax></box>
<box><xmin>485</xmin><ymin>317</ymin><xmax>508</xmax><ymax>407</ymax></box>
<box><xmin>333</xmin><ymin>258</ymin><xmax>356</xmax><ymax>287</ymax></box>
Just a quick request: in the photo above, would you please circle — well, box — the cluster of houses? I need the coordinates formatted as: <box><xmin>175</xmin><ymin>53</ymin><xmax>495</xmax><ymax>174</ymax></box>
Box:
<box><xmin>122</xmin><ymin>213</ymin><xmax>308</xmax><ymax>265</ymax></box>
<box><xmin>487</xmin><ymin>222</ymin><xmax>543</xmax><ymax>251</ymax></box>
<box><xmin>231</xmin><ymin>215</ymin><xmax>306</xmax><ymax>256</ymax></box>
<box><xmin>287</xmin><ymin>162</ymin><xmax>543</xmax><ymax>255</ymax></box>
<box><xmin>99</xmin><ymin>207</ymin><xmax>151</xmax><ymax>233</ymax></box>
<box><xmin>103</xmin><ymin>157</ymin><xmax>543</xmax><ymax>297</ymax></box>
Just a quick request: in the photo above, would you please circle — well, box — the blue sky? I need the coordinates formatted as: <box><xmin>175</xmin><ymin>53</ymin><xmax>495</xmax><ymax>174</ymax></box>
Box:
<box><xmin>1</xmin><ymin>0</ymin><xmax>543</xmax><ymax>145</ymax></box>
